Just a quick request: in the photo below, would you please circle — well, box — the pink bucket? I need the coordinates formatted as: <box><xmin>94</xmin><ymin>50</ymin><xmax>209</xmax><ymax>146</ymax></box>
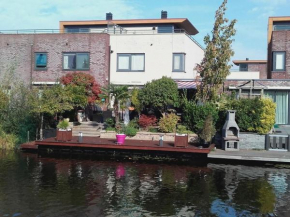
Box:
<box><xmin>116</xmin><ymin>134</ymin><xmax>126</xmax><ymax>145</ymax></box>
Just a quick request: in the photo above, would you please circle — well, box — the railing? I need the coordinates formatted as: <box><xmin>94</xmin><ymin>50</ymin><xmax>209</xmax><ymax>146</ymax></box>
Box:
<box><xmin>0</xmin><ymin>28</ymin><xmax>205</xmax><ymax>50</ymax></box>
<box><xmin>273</xmin><ymin>25</ymin><xmax>290</xmax><ymax>31</ymax></box>
<box><xmin>265</xmin><ymin>134</ymin><xmax>290</xmax><ymax>151</ymax></box>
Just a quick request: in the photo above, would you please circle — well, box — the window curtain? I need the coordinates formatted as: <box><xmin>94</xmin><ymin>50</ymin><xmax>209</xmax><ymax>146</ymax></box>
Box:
<box><xmin>276</xmin><ymin>53</ymin><xmax>284</xmax><ymax>70</ymax></box>
<box><xmin>265</xmin><ymin>91</ymin><xmax>288</xmax><ymax>124</ymax></box>
<box><xmin>131</xmin><ymin>55</ymin><xmax>144</xmax><ymax>71</ymax></box>
<box><xmin>63</xmin><ymin>54</ymin><xmax>76</xmax><ymax>69</ymax></box>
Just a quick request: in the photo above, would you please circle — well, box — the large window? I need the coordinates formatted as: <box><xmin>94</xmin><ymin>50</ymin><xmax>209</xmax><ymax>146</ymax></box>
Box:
<box><xmin>117</xmin><ymin>54</ymin><xmax>145</xmax><ymax>72</ymax></box>
<box><xmin>63</xmin><ymin>53</ymin><xmax>89</xmax><ymax>70</ymax></box>
<box><xmin>272</xmin><ymin>51</ymin><xmax>286</xmax><ymax>71</ymax></box>
<box><xmin>172</xmin><ymin>53</ymin><xmax>185</xmax><ymax>72</ymax></box>
<box><xmin>35</xmin><ymin>53</ymin><xmax>47</xmax><ymax>70</ymax></box>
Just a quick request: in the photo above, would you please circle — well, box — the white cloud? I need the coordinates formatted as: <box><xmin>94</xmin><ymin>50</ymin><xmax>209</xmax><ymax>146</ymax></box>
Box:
<box><xmin>0</xmin><ymin>0</ymin><xmax>143</xmax><ymax>30</ymax></box>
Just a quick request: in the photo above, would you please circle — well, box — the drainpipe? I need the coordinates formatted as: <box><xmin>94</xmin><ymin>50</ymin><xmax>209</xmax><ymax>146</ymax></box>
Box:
<box><xmin>30</xmin><ymin>43</ymin><xmax>33</xmax><ymax>89</ymax></box>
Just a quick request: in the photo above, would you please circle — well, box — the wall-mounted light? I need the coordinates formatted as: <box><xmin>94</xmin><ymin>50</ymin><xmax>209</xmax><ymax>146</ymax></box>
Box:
<box><xmin>110</xmin><ymin>50</ymin><xmax>114</xmax><ymax>53</ymax></box>
<box><xmin>6</xmin><ymin>43</ymin><xmax>9</xmax><ymax>46</ymax></box>
<box><xmin>66</xmin><ymin>42</ymin><xmax>68</xmax><ymax>46</ymax></box>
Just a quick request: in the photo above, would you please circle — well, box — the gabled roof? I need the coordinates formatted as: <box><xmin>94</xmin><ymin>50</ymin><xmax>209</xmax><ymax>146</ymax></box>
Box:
<box><xmin>59</xmin><ymin>18</ymin><xmax>199</xmax><ymax>35</ymax></box>
<box><xmin>233</xmin><ymin>60</ymin><xmax>267</xmax><ymax>66</ymax></box>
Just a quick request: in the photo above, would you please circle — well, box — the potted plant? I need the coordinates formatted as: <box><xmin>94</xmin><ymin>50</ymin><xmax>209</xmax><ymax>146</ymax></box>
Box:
<box><xmin>115</xmin><ymin>124</ymin><xmax>138</xmax><ymax>145</ymax></box>
<box><xmin>115</xmin><ymin>123</ymin><xmax>126</xmax><ymax>145</ymax></box>
<box><xmin>56</xmin><ymin>119</ymin><xmax>72</xmax><ymax>141</ymax></box>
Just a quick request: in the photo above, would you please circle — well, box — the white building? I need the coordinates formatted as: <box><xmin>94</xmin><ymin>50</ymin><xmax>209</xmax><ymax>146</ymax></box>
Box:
<box><xmin>60</xmin><ymin>11</ymin><xmax>204</xmax><ymax>87</ymax></box>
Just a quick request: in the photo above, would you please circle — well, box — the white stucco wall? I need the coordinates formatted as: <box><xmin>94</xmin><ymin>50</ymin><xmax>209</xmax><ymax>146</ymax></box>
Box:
<box><xmin>227</xmin><ymin>71</ymin><xmax>260</xmax><ymax>80</ymax></box>
<box><xmin>109</xmin><ymin>34</ymin><xmax>204</xmax><ymax>85</ymax></box>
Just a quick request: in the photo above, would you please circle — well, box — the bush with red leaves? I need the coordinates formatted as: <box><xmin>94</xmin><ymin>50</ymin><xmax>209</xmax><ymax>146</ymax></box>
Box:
<box><xmin>138</xmin><ymin>114</ymin><xmax>157</xmax><ymax>130</ymax></box>
<box><xmin>60</xmin><ymin>72</ymin><xmax>101</xmax><ymax>103</ymax></box>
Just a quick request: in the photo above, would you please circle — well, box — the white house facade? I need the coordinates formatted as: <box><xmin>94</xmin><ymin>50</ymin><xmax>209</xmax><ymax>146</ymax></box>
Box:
<box><xmin>60</xmin><ymin>11</ymin><xmax>204</xmax><ymax>87</ymax></box>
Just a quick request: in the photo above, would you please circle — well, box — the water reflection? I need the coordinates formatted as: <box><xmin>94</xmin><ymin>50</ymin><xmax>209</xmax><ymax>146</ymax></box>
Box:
<box><xmin>0</xmin><ymin>151</ymin><xmax>289</xmax><ymax>216</ymax></box>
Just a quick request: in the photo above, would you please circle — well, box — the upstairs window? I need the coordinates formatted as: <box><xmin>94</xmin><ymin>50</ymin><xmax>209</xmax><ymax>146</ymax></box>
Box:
<box><xmin>117</xmin><ymin>54</ymin><xmax>145</xmax><ymax>72</ymax></box>
<box><xmin>63</xmin><ymin>53</ymin><xmax>89</xmax><ymax>70</ymax></box>
<box><xmin>172</xmin><ymin>53</ymin><xmax>185</xmax><ymax>72</ymax></box>
<box><xmin>35</xmin><ymin>53</ymin><xmax>47</xmax><ymax>70</ymax></box>
<box><xmin>272</xmin><ymin>51</ymin><xmax>286</xmax><ymax>71</ymax></box>
<box><xmin>239</xmin><ymin>63</ymin><xmax>248</xmax><ymax>71</ymax></box>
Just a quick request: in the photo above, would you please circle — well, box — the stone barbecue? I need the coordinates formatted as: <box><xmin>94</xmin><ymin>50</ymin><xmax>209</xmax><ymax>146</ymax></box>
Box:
<box><xmin>222</xmin><ymin>110</ymin><xmax>240</xmax><ymax>151</ymax></box>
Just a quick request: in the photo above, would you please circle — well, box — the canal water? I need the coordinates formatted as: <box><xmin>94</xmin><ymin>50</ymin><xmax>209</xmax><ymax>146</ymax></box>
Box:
<box><xmin>0</xmin><ymin>151</ymin><xmax>290</xmax><ymax>217</ymax></box>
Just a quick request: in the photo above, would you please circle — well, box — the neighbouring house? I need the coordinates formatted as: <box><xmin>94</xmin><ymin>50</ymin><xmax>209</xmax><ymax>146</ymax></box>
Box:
<box><xmin>0</xmin><ymin>33</ymin><xmax>110</xmax><ymax>86</ymax></box>
<box><xmin>60</xmin><ymin>11</ymin><xmax>204</xmax><ymax>88</ymax></box>
<box><xmin>225</xmin><ymin>16</ymin><xmax>290</xmax><ymax>125</ymax></box>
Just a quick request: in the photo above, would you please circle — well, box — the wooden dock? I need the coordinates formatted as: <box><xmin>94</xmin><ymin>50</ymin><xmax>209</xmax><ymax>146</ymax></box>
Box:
<box><xmin>21</xmin><ymin>136</ymin><xmax>212</xmax><ymax>156</ymax></box>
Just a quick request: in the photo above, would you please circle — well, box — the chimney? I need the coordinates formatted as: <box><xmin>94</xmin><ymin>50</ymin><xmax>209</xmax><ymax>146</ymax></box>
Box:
<box><xmin>106</xmin><ymin>12</ymin><xmax>113</xmax><ymax>20</ymax></box>
<box><xmin>161</xmin><ymin>10</ymin><xmax>167</xmax><ymax>19</ymax></box>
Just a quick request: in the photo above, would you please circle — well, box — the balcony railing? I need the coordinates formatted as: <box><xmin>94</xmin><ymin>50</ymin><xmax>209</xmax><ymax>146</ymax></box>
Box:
<box><xmin>0</xmin><ymin>28</ymin><xmax>204</xmax><ymax>50</ymax></box>
<box><xmin>273</xmin><ymin>25</ymin><xmax>290</xmax><ymax>31</ymax></box>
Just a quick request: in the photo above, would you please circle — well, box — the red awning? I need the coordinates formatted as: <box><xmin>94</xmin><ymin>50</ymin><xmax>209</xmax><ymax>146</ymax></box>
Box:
<box><xmin>175</xmin><ymin>81</ymin><xmax>197</xmax><ymax>89</ymax></box>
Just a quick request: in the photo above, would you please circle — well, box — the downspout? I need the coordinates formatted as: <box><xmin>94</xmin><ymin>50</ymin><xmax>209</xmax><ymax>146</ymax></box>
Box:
<box><xmin>30</xmin><ymin>43</ymin><xmax>33</xmax><ymax>89</ymax></box>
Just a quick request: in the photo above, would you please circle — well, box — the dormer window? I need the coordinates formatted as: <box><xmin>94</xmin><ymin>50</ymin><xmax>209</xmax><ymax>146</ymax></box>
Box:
<box><xmin>239</xmin><ymin>63</ymin><xmax>248</xmax><ymax>71</ymax></box>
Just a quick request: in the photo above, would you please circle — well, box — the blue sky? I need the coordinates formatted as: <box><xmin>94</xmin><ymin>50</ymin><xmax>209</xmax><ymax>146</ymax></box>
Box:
<box><xmin>0</xmin><ymin>0</ymin><xmax>289</xmax><ymax>63</ymax></box>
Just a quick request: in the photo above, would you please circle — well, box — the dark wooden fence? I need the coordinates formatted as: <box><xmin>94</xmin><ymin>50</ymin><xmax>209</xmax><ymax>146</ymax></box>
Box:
<box><xmin>265</xmin><ymin>134</ymin><xmax>290</xmax><ymax>151</ymax></box>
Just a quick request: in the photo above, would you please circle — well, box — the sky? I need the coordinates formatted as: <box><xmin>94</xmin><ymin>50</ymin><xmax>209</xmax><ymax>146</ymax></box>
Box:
<box><xmin>0</xmin><ymin>0</ymin><xmax>289</xmax><ymax>64</ymax></box>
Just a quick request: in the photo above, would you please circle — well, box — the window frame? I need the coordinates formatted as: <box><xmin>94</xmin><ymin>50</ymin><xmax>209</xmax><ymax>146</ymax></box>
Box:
<box><xmin>117</xmin><ymin>53</ymin><xmax>145</xmax><ymax>72</ymax></box>
<box><xmin>272</xmin><ymin>51</ymin><xmax>286</xmax><ymax>72</ymax></box>
<box><xmin>62</xmin><ymin>52</ymin><xmax>90</xmax><ymax>71</ymax></box>
<box><xmin>35</xmin><ymin>52</ymin><xmax>48</xmax><ymax>70</ymax></box>
<box><xmin>172</xmin><ymin>53</ymin><xmax>185</xmax><ymax>72</ymax></box>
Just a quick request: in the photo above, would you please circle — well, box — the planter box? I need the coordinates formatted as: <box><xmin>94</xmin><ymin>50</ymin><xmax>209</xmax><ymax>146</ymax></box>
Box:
<box><xmin>174</xmin><ymin>134</ymin><xmax>188</xmax><ymax>148</ymax></box>
<box><xmin>56</xmin><ymin>130</ymin><xmax>72</xmax><ymax>141</ymax></box>
<box><xmin>100</xmin><ymin>131</ymin><xmax>198</xmax><ymax>143</ymax></box>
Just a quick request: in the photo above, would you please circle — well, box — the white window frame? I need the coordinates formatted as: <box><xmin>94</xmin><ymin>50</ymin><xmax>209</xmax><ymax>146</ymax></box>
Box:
<box><xmin>272</xmin><ymin>51</ymin><xmax>286</xmax><ymax>71</ymax></box>
<box><xmin>117</xmin><ymin>53</ymin><xmax>145</xmax><ymax>72</ymax></box>
<box><xmin>172</xmin><ymin>53</ymin><xmax>185</xmax><ymax>72</ymax></box>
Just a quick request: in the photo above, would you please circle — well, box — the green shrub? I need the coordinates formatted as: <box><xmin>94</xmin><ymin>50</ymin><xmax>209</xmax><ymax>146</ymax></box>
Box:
<box><xmin>106</xmin><ymin>127</ymin><xmax>116</xmax><ymax>132</ymax></box>
<box><xmin>105</xmin><ymin>118</ymin><xmax>115</xmax><ymax>128</ymax></box>
<box><xmin>176</xmin><ymin>125</ymin><xmax>193</xmax><ymax>134</ymax></box>
<box><xmin>199</xmin><ymin>115</ymin><xmax>216</xmax><ymax>143</ymax></box>
<box><xmin>159</xmin><ymin>113</ymin><xmax>180</xmax><ymax>133</ymax></box>
<box><xmin>148</xmin><ymin>127</ymin><xmax>158</xmax><ymax>133</ymax></box>
<box><xmin>124</xmin><ymin>126</ymin><xmax>138</xmax><ymax>137</ymax></box>
<box><xmin>128</xmin><ymin>118</ymin><xmax>139</xmax><ymax>129</ymax></box>
<box><xmin>256</xmin><ymin>98</ymin><xmax>276</xmax><ymax>134</ymax></box>
<box><xmin>0</xmin><ymin>126</ymin><xmax>18</xmax><ymax>150</ymax></box>
<box><xmin>225</xmin><ymin>97</ymin><xmax>276</xmax><ymax>134</ymax></box>
<box><xmin>57</xmin><ymin>120</ymin><xmax>69</xmax><ymax>130</ymax></box>
<box><xmin>182</xmin><ymin>101</ymin><xmax>219</xmax><ymax>133</ymax></box>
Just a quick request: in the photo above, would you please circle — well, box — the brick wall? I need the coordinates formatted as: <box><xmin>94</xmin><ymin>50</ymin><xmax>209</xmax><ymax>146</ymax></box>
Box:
<box><xmin>248</xmin><ymin>63</ymin><xmax>267</xmax><ymax>79</ymax></box>
<box><xmin>0</xmin><ymin>33</ymin><xmax>110</xmax><ymax>86</ymax></box>
<box><xmin>269</xmin><ymin>31</ymin><xmax>290</xmax><ymax>79</ymax></box>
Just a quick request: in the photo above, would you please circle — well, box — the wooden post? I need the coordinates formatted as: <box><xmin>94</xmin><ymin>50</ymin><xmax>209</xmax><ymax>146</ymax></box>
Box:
<box><xmin>265</xmin><ymin>134</ymin><xmax>270</xmax><ymax>150</ymax></box>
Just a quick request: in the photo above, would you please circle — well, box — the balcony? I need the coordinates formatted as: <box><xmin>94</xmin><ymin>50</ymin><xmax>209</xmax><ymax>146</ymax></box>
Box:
<box><xmin>227</xmin><ymin>70</ymin><xmax>260</xmax><ymax>80</ymax></box>
<box><xmin>273</xmin><ymin>25</ymin><xmax>290</xmax><ymax>31</ymax></box>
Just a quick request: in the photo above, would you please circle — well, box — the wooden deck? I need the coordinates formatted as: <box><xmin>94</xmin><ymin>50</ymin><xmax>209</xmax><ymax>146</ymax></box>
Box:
<box><xmin>23</xmin><ymin>136</ymin><xmax>212</xmax><ymax>154</ymax></box>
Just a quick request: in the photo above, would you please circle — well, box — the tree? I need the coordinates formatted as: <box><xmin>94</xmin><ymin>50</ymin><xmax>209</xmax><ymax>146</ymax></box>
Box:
<box><xmin>60</xmin><ymin>72</ymin><xmax>101</xmax><ymax>104</ymax></box>
<box><xmin>29</xmin><ymin>85</ymin><xmax>75</xmax><ymax>139</ymax></box>
<box><xmin>197</xmin><ymin>0</ymin><xmax>237</xmax><ymax>103</ymax></box>
<box><xmin>100</xmin><ymin>84</ymin><xmax>130</xmax><ymax>125</ymax></box>
<box><xmin>138</xmin><ymin>76</ymin><xmax>179</xmax><ymax>117</ymax></box>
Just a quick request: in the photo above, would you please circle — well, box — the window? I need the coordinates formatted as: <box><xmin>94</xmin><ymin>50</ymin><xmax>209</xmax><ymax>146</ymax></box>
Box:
<box><xmin>63</xmin><ymin>53</ymin><xmax>89</xmax><ymax>70</ymax></box>
<box><xmin>272</xmin><ymin>51</ymin><xmax>286</xmax><ymax>71</ymax></box>
<box><xmin>117</xmin><ymin>54</ymin><xmax>145</xmax><ymax>72</ymax></box>
<box><xmin>239</xmin><ymin>63</ymin><xmax>248</xmax><ymax>71</ymax></box>
<box><xmin>35</xmin><ymin>53</ymin><xmax>47</xmax><ymax>69</ymax></box>
<box><xmin>173</xmin><ymin>53</ymin><xmax>185</xmax><ymax>72</ymax></box>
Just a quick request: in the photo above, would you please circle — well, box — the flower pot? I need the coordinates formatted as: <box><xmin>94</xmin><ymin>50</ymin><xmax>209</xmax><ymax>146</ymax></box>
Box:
<box><xmin>56</xmin><ymin>129</ymin><xmax>72</xmax><ymax>141</ymax></box>
<box><xmin>116</xmin><ymin>134</ymin><xmax>126</xmax><ymax>145</ymax></box>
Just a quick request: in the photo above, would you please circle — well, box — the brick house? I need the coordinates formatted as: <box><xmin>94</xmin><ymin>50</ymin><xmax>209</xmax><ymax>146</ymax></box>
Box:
<box><xmin>0</xmin><ymin>33</ymin><xmax>110</xmax><ymax>86</ymax></box>
<box><xmin>225</xmin><ymin>16</ymin><xmax>290</xmax><ymax>125</ymax></box>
